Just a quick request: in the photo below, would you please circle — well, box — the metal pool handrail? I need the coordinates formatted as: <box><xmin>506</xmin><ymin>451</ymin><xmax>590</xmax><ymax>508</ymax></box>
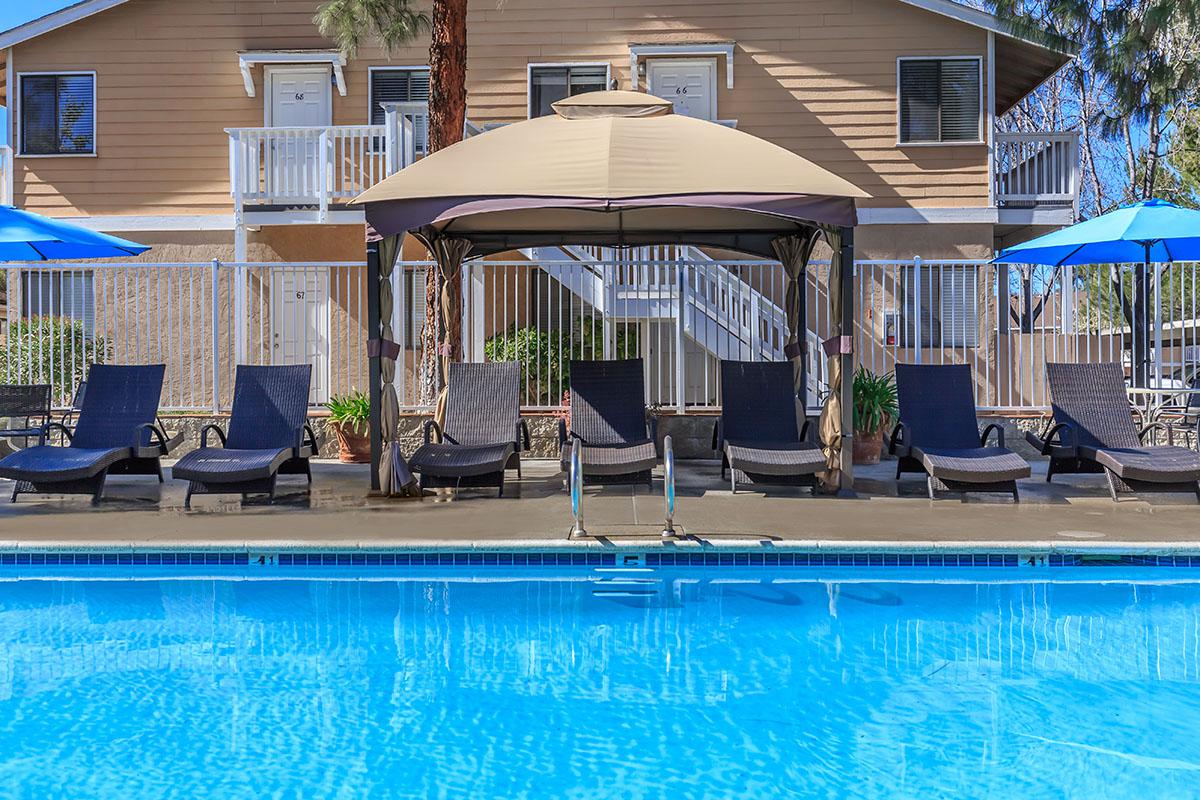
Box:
<box><xmin>569</xmin><ymin>438</ymin><xmax>585</xmax><ymax>539</ymax></box>
<box><xmin>662</xmin><ymin>435</ymin><xmax>677</xmax><ymax>538</ymax></box>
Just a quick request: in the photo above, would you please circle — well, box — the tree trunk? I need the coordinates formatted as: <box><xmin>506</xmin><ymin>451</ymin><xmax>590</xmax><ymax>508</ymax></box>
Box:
<box><xmin>418</xmin><ymin>0</ymin><xmax>468</xmax><ymax>404</ymax></box>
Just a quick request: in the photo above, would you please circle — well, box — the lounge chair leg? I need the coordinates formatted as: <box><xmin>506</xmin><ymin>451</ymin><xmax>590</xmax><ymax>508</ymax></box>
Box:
<box><xmin>498</xmin><ymin>474</ymin><xmax>505</xmax><ymax>498</ymax></box>
<box><xmin>1011</xmin><ymin>483</ymin><xmax>1020</xmax><ymax>503</ymax></box>
<box><xmin>895</xmin><ymin>460</ymin><xmax>903</xmax><ymax>480</ymax></box>
<box><xmin>1104</xmin><ymin>469</ymin><xmax>1121</xmax><ymax>502</ymax></box>
<box><xmin>926</xmin><ymin>476</ymin><xmax>937</xmax><ymax>501</ymax></box>
<box><xmin>9</xmin><ymin>484</ymin><xmax>18</xmax><ymax>503</ymax></box>
<box><xmin>156</xmin><ymin>463</ymin><xmax>164</xmax><ymax>483</ymax></box>
<box><xmin>1045</xmin><ymin>460</ymin><xmax>1055</xmax><ymax>483</ymax></box>
<box><xmin>305</xmin><ymin>462</ymin><xmax>312</xmax><ymax>484</ymax></box>
<box><xmin>184</xmin><ymin>486</ymin><xmax>193</xmax><ymax>510</ymax></box>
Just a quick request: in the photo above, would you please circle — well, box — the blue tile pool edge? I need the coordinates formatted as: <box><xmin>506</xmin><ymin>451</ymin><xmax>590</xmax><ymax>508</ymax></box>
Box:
<box><xmin>1</xmin><ymin>551</ymin><xmax>1199</xmax><ymax>568</ymax></box>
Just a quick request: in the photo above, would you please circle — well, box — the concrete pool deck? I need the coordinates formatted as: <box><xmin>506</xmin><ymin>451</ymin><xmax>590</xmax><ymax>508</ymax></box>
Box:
<box><xmin>1</xmin><ymin>458</ymin><xmax>1199</xmax><ymax>554</ymax></box>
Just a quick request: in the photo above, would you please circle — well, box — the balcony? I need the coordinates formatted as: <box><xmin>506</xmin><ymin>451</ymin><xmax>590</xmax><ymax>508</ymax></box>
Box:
<box><xmin>994</xmin><ymin>131</ymin><xmax>1080</xmax><ymax>212</ymax></box>
<box><xmin>226</xmin><ymin>102</ymin><xmax>429</xmax><ymax>223</ymax></box>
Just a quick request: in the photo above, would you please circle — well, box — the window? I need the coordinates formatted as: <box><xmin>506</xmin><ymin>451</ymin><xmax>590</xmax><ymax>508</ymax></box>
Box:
<box><xmin>900</xmin><ymin>265</ymin><xmax>978</xmax><ymax>348</ymax></box>
<box><xmin>529</xmin><ymin>65</ymin><xmax>608</xmax><ymax>118</ymax></box>
<box><xmin>370</xmin><ymin>67</ymin><xmax>430</xmax><ymax>152</ymax></box>
<box><xmin>20</xmin><ymin>73</ymin><xmax>96</xmax><ymax>155</ymax></box>
<box><xmin>20</xmin><ymin>270</ymin><xmax>96</xmax><ymax>336</ymax></box>
<box><xmin>898</xmin><ymin>58</ymin><xmax>981</xmax><ymax>144</ymax></box>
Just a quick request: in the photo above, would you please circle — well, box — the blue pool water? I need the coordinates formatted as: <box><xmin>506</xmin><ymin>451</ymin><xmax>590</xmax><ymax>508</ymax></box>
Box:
<box><xmin>1</xmin><ymin>568</ymin><xmax>1199</xmax><ymax>798</ymax></box>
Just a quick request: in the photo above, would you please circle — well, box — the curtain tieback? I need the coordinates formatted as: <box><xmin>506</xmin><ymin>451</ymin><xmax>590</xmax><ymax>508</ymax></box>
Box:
<box><xmin>367</xmin><ymin>338</ymin><xmax>401</xmax><ymax>359</ymax></box>
<box><xmin>822</xmin><ymin>336</ymin><xmax>853</xmax><ymax>356</ymax></box>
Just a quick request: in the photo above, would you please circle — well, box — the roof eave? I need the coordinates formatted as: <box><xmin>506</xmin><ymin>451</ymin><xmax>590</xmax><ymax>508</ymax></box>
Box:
<box><xmin>0</xmin><ymin>0</ymin><xmax>131</xmax><ymax>50</ymax></box>
<box><xmin>896</xmin><ymin>0</ymin><xmax>1079</xmax><ymax>57</ymax></box>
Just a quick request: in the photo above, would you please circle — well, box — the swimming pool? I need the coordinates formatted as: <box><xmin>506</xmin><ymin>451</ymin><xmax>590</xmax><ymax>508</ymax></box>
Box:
<box><xmin>1</xmin><ymin>565</ymin><xmax>1198</xmax><ymax>798</ymax></box>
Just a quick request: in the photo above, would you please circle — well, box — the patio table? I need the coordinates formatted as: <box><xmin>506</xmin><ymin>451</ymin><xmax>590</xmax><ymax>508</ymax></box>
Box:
<box><xmin>1126</xmin><ymin>386</ymin><xmax>1200</xmax><ymax>448</ymax></box>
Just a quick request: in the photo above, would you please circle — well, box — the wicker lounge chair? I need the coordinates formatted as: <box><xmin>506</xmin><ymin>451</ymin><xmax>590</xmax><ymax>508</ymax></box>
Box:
<box><xmin>713</xmin><ymin>360</ymin><xmax>824</xmax><ymax>493</ymax></box>
<box><xmin>560</xmin><ymin>359</ymin><xmax>657</xmax><ymax>487</ymax></box>
<box><xmin>408</xmin><ymin>361</ymin><xmax>528</xmax><ymax>496</ymax></box>
<box><xmin>172</xmin><ymin>365</ymin><xmax>317</xmax><ymax>508</ymax></box>
<box><xmin>0</xmin><ymin>365</ymin><xmax>179</xmax><ymax>504</ymax></box>
<box><xmin>890</xmin><ymin>363</ymin><xmax>1030</xmax><ymax>500</ymax></box>
<box><xmin>0</xmin><ymin>384</ymin><xmax>51</xmax><ymax>445</ymax></box>
<box><xmin>1028</xmin><ymin>362</ymin><xmax>1200</xmax><ymax>500</ymax></box>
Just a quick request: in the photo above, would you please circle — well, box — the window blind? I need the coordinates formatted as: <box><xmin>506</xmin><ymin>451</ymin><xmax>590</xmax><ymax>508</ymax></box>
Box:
<box><xmin>898</xmin><ymin>59</ymin><xmax>980</xmax><ymax>144</ymax></box>
<box><xmin>21</xmin><ymin>74</ymin><xmax>95</xmax><ymax>155</ymax></box>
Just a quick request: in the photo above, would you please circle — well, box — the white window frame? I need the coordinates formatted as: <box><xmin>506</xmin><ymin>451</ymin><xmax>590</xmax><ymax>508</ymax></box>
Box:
<box><xmin>895</xmin><ymin>56</ymin><xmax>984</xmax><ymax>147</ymax></box>
<box><xmin>367</xmin><ymin>65</ymin><xmax>430</xmax><ymax>123</ymax></box>
<box><xmin>16</xmin><ymin>70</ymin><xmax>98</xmax><ymax>158</ymax></box>
<box><xmin>526</xmin><ymin>62</ymin><xmax>612</xmax><ymax>119</ymax></box>
<box><xmin>262</xmin><ymin>64</ymin><xmax>333</xmax><ymax>128</ymax></box>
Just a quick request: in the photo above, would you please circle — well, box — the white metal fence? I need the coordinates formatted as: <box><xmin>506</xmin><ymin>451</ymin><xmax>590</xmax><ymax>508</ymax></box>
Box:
<box><xmin>3</xmin><ymin>258</ymin><xmax>1198</xmax><ymax>414</ymax></box>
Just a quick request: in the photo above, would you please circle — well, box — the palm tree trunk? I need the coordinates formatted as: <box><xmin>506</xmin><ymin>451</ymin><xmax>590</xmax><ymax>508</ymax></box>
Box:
<box><xmin>419</xmin><ymin>0</ymin><xmax>468</xmax><ymax>404</ymax></box>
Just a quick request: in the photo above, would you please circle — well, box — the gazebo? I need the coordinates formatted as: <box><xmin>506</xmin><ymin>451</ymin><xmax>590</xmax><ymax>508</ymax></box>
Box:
<box><xmin>354</xmin><ymin>91</ymin><xmax>868</xmax><ymax>496</ymax></box>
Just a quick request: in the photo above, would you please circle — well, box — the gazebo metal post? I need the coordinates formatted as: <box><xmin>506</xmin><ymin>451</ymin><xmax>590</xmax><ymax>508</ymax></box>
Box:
<box><xmin>366</xmin><ymin>240</ymin><xmax>383</xmax><ymax>491</ymax></box>
<box><xmin>798</xmin><ymin>268</ymin><xmax>809</xmax><ymax>411</ymax></box>
<box><xmin>837</xmin><ymin>226</ymin><xmax>856</xmax><ymax>495</ymax></box>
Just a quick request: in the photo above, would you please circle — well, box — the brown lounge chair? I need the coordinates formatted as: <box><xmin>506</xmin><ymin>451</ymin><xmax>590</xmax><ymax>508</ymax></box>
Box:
<box><xmin>890</xmin><ymin>363</ymin><xmax>1030</xmax><ymax>500</ymax></box>
<box><xmin>408</xmin><ymin>361</ymin><xmax>528</xmax><ymax>496</ymax></box>
<box><xmin>713</xmin><ymin>360</ymin><xmax>824</xmax><ymax>493</ymax></box>
<box><xmin>559</xmin><ymin>359</ymin><xmax>657</xmax><ymax>488</ymax></box>
<box><xmin>1028</xmin><ymin>362</ymin><xmax>1200</xmax><ymax>500</ymax></box>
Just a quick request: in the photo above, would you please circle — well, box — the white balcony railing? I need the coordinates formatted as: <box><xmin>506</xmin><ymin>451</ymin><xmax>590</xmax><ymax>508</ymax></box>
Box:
<box><xmin>227</xmin><ymin>102</ymin><xmax>429</xmax><ymax>219</ymax></box>
<box><xmin>0</xmin><ymin>145</ymin><xmax>12</xmax><ymax>206</ymax></box>
<box><xmin>994</xmin><ymin>131</ymin><xmax>1080</xmax><ymax>209</ymax></box>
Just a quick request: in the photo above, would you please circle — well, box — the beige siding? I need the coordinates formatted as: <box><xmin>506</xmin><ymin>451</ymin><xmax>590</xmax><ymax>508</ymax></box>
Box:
<box><xmin>10</xmin><ymin>0</ymin><xmax>991</xmax><ymax>218</ymax></box>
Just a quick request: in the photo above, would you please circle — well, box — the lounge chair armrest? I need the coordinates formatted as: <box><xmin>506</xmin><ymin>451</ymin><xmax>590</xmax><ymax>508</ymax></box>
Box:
<box><xmin>38</xmin><ymin>421</ymin><xmax>73</xmax><ymax>446</ymax></box>
<box><xmin>135</xmin><ymin>422</ymin><xmax>170</xmax><ymax>454</ymax></box>
<box><xmin>301</xmin><ymin>423</ymin><xmax>320</xmax><ymax>455</ymax></box>
<box><xmin>558</xmin><ymin>418</ymin><xmax>568</xmax><ymax>447</ymax></box>
<box><xmin>423</xmin><ymin>419</ymin><xmax>442</xmax><ymax>446</ymax></box>
<box><xmin>980</xmin><ymin>423</ymin><xmax>1005</xmax><ymax>449</ymax></box>
<box><xmin>200</xmin><ymin>424</ymin><xmax>227</xmax><ymax>448</ymax></box>
<box><xmin>711</xmin><ymin>417</ymin><xmax>722</xmax><ymax>452</ymax></box>
<box><xmin>888</xmin><ymin>422</ymin><xmax>908</xmax><ymax>455</ymax></box>
<box><xmin>517</xmin><ymin>418</ymin><xmax>531</xmax><ymax>451</ymax></box>
<box><xmin>1032</xmin><ymin>421</ymin><xmax>1077</xmax><ymax>455</ymax></box>
<box><xmin>1139</xmin><ymin>421</ymin><xmax>1174</xmax><ymax>446</ymax></box>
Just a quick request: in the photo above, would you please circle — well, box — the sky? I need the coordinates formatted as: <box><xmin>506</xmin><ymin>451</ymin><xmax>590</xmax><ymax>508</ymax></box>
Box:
<box><xmin>0</xmin><ymin>0</ymin><xmax>76</xmax><ymax>143</ymax></box>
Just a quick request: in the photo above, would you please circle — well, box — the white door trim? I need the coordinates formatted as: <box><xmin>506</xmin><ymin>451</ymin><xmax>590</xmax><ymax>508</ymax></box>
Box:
<box><xmin>263</xmin><ymin>64</ymin><xmax>333</xmax><ymax>127</ymax></box>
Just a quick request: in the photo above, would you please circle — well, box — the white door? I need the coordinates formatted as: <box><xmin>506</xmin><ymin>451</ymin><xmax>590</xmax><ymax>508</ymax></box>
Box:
<box><xmin>647</xmin><ymin>59</ymin><xmax>717</xmax><ymax>121</ymax></box>
<box><xmin>266</xmin><ymin>67</ymin><xmax>332</xmax><ymax>199</ymax></box>
<box><xmin>272</xmin><ymin>268</ymin><xmax>331</xmax><ymax>404</ymax></box>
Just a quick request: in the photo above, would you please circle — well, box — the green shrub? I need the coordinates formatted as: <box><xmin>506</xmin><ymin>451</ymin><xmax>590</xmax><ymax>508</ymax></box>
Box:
<box><xmin>852</xmin><ymin>367</ymin><xmax>898</xmax><ymax>436</ymax></box>
<box><xmin>484</xmin><ymin>318</ymin><xmax>639</xmax><ymax>405</ymax></box>
<box><xmin>0</xmin><ymin>316</ymin><xmax>107</xmax><ymax>403</ymax></box>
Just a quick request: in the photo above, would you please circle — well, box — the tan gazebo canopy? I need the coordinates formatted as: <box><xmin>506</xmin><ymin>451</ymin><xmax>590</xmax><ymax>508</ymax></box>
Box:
<box><xmin>354</xmin><ymin>90</ymin><xmax>867</xmax><ymax>497</ymax></box>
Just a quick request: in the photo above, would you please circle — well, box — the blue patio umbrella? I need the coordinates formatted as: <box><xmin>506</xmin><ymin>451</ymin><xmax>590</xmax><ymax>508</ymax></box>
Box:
<box><xmin>993</xmin><ymin>198</ymin><xmax>1200</xmax><ymax>388</ymax></box>
<box><xmin>0</xmin><ymin>205</ymin><xmax>149</xmax><ymax>261</ymax></box>
<box><xmin>993</xmin><ymin>198</ymin><xmax>1200</xmax><ymax>266</ymax></box>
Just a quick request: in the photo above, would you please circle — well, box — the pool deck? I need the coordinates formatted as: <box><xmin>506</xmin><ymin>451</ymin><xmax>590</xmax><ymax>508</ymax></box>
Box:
<box><xmin>1</xmin><ymin>458</ymin><xmax>1199</xmax><ymax>554</ymax></box>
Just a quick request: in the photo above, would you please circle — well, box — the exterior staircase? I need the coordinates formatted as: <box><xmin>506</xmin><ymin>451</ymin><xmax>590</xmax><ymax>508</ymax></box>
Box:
<box><xmin>527</xmin><ymin>244</ymin><xmax>826</xmax><ymax>405</ymax></box>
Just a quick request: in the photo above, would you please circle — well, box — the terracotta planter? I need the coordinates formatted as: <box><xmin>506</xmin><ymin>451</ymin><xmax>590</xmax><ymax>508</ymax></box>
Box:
<box><xmin>333</xmin><ymin>423</ymin><xmax>371</xmax><ymax>464</ymax></box>
<box><xmin>853</xmin><ymin>429</ymin><xmax>884</xmax><ymax>465</ymax></box>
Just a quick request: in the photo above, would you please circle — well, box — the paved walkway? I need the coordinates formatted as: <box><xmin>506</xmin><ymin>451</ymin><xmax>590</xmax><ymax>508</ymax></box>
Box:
<box><xmin>0</xmin><ymin>459</ymin><xmax>1197</xmax><ymax>552</ymax></box>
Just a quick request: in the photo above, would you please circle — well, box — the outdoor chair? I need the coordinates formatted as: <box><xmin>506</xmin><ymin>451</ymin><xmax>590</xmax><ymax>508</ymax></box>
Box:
<box><xmin>1157</xmin><ymin>375</ymin><xmax>1200</xmax><ymax>450</ymax></box>
<box><xmin>0</xmin><ymin>384</ymin><xmax>52</xmax><ymax>446</ymax></box>
<box><xmin>890</xmin><ymin>363</ymin><xmax>1030</xmax><ymax>500</ymax></box>
<box><xmin>560</xmin><ymin>359</ymin><xmax>657</xmax><ymax>488</ymax></box>
<box><xmin>713</xmin><ymin>360</ymin><xmax>824</xmax><ymax>493</ymax></box>
<box><xmin>408</xmin><ymin>361</ymin><xmax>529</xmax><ymax>496</ymax></box>
<box><xmin>1028</xmin><ymin>362</ymin><xmax>1200</xmax><ymax>500</ymax></box>
<box><xmin>0</xmin><ymin>365</ymin><xmax>180</xmax><ymax>504</ymax></box>
<box><xmin>172</xmin><ymin>365</ymin><xmax>317</xmax><ymax>508</ymax></box>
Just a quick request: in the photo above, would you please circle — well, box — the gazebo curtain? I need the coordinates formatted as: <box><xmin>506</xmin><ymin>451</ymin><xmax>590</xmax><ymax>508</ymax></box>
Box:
<box><xmin>426</xmin><ymin>236</ymin><xmax>473</xmax><ymax>425</ymax></box>
<box><xmin>375</xmin><ymin>233</ymin><xmax>405</xmax><ymax>495</ymax></box>
<box><xmin>771</xmin><ymin>231</ymin><xmax>821</xmax><ymax>403</ymax></box>
<box><xmin>817</xmin><ymin>225</ymin><xmax>847</xmax><ymax>492</ymax></box>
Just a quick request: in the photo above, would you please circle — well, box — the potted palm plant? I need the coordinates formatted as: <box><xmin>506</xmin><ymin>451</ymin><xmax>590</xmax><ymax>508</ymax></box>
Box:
<box><xmin>852</xmin><ymin>367</ymin><xmax>898</xmax><ymax>465</ymax></box>
<box><xmin>326</xmin><ymin>389</ymin><xmax>371</xmax><ymax>464</ymax></box>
